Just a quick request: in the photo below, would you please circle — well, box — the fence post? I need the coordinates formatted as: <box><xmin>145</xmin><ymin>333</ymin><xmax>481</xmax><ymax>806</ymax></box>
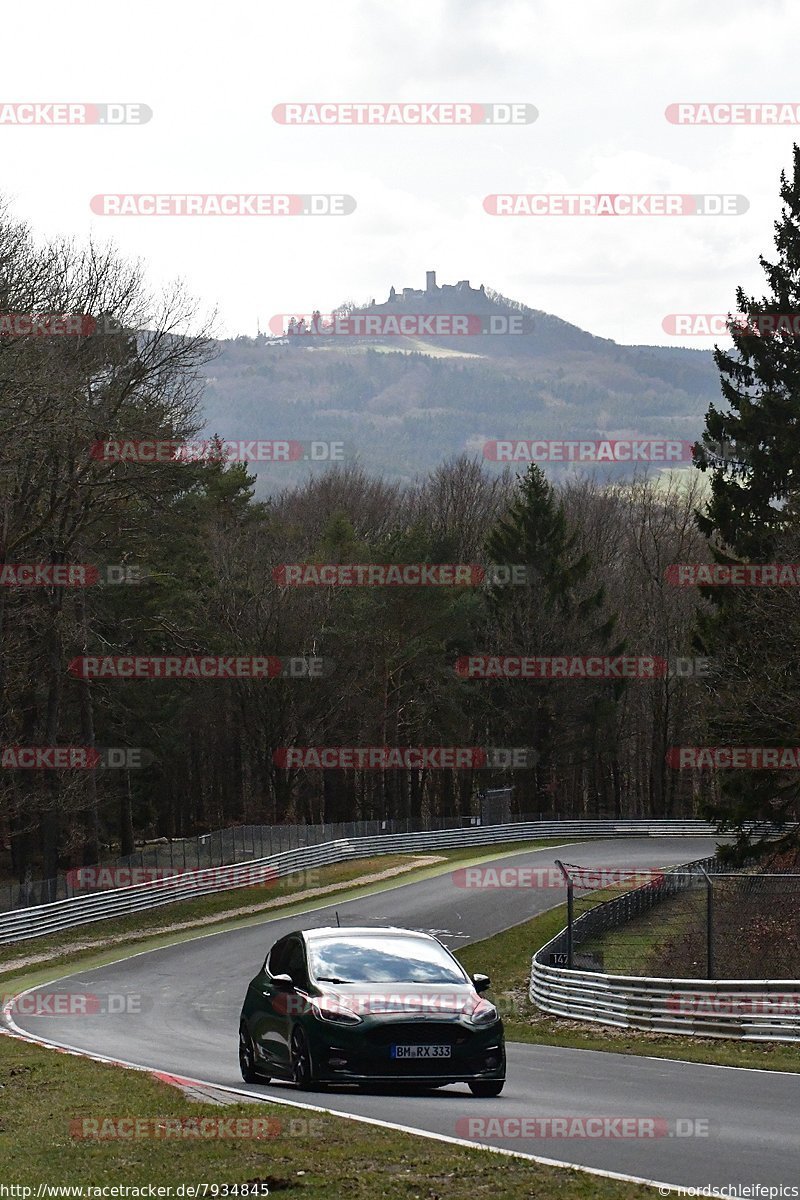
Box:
<box><xmin>699</xmin><ymin>865</ymin><xmax>715</xmax><ymax>978</ymax></box>
<box><xmin>567</xmin><ymin>880</ymin><xmax>574</xmax><ymax>969</ymax></box>
<box><xmin>555</xmin><ymin>860</ymin><xmax>574</xmax><ymax>969</ymax></box>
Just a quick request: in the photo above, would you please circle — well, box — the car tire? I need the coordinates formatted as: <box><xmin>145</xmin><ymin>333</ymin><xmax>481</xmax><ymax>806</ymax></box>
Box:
<box><xmin>239</xmin><ymin>1021</ymin><xmax>266</xmax><ymax>1084</ymax></box>
<box><xmin>468</xmin><ymin>1079</ymin><xmax>505</xmax><ymax>1097</ymax></box>
<box><xmin>290</xmin><ymin>1026</ymin><xmax>320</xmax><ymax>1090</ymax></box>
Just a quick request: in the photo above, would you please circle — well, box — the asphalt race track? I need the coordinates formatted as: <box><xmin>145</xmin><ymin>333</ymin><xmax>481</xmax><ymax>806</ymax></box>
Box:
<box><xmin>7</xmin><ymin>837</ymin><xmax>800</xmax><ymax>1191</ymax></box>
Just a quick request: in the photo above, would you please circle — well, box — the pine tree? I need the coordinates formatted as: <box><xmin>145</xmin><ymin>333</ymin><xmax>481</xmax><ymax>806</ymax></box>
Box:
<box><xmin>483</xmin><ymin>465</ymin><xmax>622</xmax><ymax>815</ymax></box>
<box><xmin>486</xmin><ymin>464</ymin><xmax>617</xmax><ymax>642</ymax></box>
<box><xmin>696</xmin><ymin>143</ymin><xmax>800</xmax><ymax>557</ymax></box>
<box><xmin>693</xmin><ymin>145</ymin><xmax>800</xmax><ymax>855</ymax></box>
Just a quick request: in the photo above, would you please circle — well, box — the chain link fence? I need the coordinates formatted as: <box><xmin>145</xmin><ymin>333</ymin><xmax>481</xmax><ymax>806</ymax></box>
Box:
<box><xmin>650</xmin><ymin>870</ymin><xmax>800</xmax><ymax>980</ymax></box>
<box><xmin>1</xmin><ymin>808</ymin><xmax>614</xmax><ymax>912</ymax></box>
<box><xmin>550</xmin><ymin>857</ymin><xmax>800</xmax><ymax>980</ymax></box>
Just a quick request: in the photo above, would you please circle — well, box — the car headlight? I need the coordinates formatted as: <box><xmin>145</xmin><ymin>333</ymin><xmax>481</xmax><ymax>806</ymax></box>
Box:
<box><xmin>468</xmin><ymin>999</ymin><xmax>499</xmax><ymax>1026</ymax></box>
<box><xmin>310</xmin><ymin>999</ymin><xmax>363</xmax><ymax>1025</ymax></box>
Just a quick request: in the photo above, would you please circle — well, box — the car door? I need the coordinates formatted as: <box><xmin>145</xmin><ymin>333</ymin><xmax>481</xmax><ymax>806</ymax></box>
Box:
<box><xmin>275</xmin><ymin>936</ymin><xmax>311</xmax><ymax>1058</ymax></box>
<box><xmin>248</xmin><ymin>936</ymin><xmax>293</xmax><ymax>1072</ymax></box>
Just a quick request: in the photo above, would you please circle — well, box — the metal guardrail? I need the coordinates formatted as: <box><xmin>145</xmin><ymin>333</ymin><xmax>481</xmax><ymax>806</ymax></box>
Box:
<box><xmin>530</xmin><ymin>854</ymin><xmax>800</xmax><ymax>1042</ymax></box>
<box><xmin>5</xmin><ymin>815</ymin><xmax>529</xmax><ymax>913</ymax></box>
<box><xmin>0</xmin><ymin>811</ymin><xmax>715</xmax><ymax>913</ymax></box>
<box><xmin>0</xmin><ymin>818</ymin><xmax>720</xmax><ymax>944</ymax></box>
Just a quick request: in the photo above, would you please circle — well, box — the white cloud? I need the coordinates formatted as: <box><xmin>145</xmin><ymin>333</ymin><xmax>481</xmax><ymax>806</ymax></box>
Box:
<box><xmin>1</xmin><ymin>0</ymin><xmax>799</xmax><ymax>343</ymax></box>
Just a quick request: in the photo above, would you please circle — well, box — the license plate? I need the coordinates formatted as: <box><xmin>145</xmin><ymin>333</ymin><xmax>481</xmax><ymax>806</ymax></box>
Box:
<box><xmin>391</xmin><ymin>1044</ymin><xmax>451</xmax><ymax>1059</ymax></box>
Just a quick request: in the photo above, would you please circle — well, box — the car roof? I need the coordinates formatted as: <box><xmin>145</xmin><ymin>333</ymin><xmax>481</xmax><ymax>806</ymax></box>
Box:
<box><xmin>299</xmin><ymin>926</ymin><xmax>437</xmax><ymax>941</ymax></box>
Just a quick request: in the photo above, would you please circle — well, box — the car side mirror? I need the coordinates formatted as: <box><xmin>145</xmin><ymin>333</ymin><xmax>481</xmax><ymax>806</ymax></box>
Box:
<box><xmin>472</xmin><ymin>973</ymin><xmax>491</xmax><ymax>994</ymax></box>
<box><xmin>271</xmin><ymin>973</ymin><xmax>294</xmax><ymax>991</ymax></box>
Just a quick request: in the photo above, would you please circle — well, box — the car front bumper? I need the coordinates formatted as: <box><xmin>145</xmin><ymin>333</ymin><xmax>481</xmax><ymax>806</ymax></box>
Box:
<box><xmin>303</xmin><ymin>1016</ymin><xmax>506</xmax><ymax>1084</ymax></box>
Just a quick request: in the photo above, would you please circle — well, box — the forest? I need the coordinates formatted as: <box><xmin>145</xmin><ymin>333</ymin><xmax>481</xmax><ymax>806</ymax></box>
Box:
<box><xmin>4</xmin><ymin>137</ymin><xmax>800</xmax><ymax>888</ymax></box>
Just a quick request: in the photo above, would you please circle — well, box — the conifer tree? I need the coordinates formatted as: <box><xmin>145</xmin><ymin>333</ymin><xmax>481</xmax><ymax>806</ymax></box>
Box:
<box><xmin>484</xmin><ymin>465</ymin><xmax>622</xmax><ymax>814</ymax></box>
<box><xmin>694</xmin><ymin>145</ymin><xmax>800</xmax><ymax>854</ymax></box>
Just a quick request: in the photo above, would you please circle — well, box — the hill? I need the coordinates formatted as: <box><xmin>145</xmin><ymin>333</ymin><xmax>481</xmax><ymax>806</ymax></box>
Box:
<box><xmin>200</xmin><ymin>272</ymin><xmax>720</xmax><ymax>490</ymax></box>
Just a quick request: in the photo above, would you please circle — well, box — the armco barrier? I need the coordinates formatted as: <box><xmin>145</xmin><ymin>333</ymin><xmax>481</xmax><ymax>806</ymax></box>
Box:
<box><xmin>530</xmin><ymin>855</ymin><xmax>800</xmax><ymax>1042</ymax></box>
<box><xmin>0</xmin><ymin>812</ymin><xmax>718</xmax><ymax>913</ymax></box>
<box><xmin>0</xmin><ymin>818</ymin><xmax>719</xmax><ymax>944</ymax></box>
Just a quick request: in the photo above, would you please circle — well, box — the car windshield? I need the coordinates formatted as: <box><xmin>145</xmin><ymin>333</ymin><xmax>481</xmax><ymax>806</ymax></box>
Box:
<box><xmin>307</xmin><ymin>934</ymin><xmax>467</xmax><ymax>984</ymax></box>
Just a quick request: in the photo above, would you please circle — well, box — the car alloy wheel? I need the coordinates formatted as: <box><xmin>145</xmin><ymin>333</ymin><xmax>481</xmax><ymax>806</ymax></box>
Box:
<box><xmin>290</xmin><ymin>1026</ymin><xmax>317</xmax><ymax>1090</ymax></box>
<box><xmin>239</xmin><ymin>1021</ymin><xmax>263</xmax><ymax>1084</ymax></box>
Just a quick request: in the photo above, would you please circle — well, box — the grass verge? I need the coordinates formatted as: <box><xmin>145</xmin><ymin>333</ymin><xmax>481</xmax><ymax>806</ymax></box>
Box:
<box><xmin>0</xmin><ymin>1034</ymin><xmax>658</xmax><ymax>1197</ymax></box>
<box><xmin>455</xmin><ymin>906</ymin><xmax>800</xmax><ymax>1073</ymax></box>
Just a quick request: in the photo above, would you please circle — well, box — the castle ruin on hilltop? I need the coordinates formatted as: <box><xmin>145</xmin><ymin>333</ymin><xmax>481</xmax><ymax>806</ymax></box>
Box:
<box><xmin>385</xmin><ymin>271</ymin><xmax>486</xmax><ymax>304</ymax></box>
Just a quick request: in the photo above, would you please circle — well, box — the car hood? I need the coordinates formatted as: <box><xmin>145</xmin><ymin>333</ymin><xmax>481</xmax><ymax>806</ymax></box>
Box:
<box><xmin>315</xmin><ymin>981</ymin><xmax>482</xmax><ymax>1017</ymax></box>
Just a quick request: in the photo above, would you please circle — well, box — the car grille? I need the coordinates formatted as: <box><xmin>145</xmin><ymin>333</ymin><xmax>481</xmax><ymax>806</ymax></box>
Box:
<box><xmin>365</xmin><ymin>1021</ymin><xmax>472</xmax><ymax>1047</ymax></box>
<box><xmin>325</xmin><ymin>1050</ymin><xmax>493</xmax><ymax>1077</ymax></box>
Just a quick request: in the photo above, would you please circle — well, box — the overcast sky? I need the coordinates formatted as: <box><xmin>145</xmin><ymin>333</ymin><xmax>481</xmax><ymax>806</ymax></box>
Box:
<box><xmin>4</xmin><ymin>0</ymin><xmax>800</xmax><ymax>345</ymax></box>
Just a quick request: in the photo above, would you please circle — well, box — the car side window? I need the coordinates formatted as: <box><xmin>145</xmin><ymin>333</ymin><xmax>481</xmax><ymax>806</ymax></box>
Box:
<box><xmin>267</xmin><ymin>937</ymin><xmax>289</xmax><ymax>976</ymax></box>
<box><xmin>285</xmin><ymin>938</ymin><xmax>309</xmax><ymax>989</ymax></box>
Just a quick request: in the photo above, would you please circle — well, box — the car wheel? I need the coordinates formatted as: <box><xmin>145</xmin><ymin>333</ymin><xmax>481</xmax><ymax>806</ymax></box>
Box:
<box><xmin>468</xmin><ymin>1079</ymin><xmax>505</xmax><ymax>1097</ymax></box>
<box><xmin>290</xmin><ymin>1025</ymin><xmax>321</xmax><ymax>1090</ymax></box>
<box><xmin>239</xmin><ymin>1022</ymin><xmax>265</xmax><ymax>1084</ymax></box>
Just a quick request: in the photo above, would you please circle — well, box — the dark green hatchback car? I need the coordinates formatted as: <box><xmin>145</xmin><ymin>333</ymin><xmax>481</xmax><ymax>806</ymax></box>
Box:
<box><xmin>238</xmin><ymin>926</ymin><xmax>505</xmax><ymax>1094</ymax></box>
